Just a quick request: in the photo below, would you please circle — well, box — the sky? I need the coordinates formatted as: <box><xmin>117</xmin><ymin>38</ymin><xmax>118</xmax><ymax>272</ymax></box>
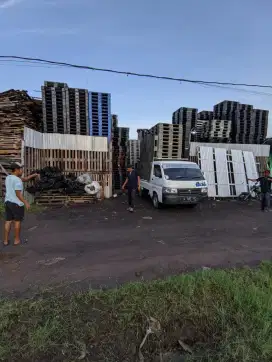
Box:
<box><xmin>1</xmin><ymin>0</ymin><xmax>272</xmax><ymax>138</ymax></box>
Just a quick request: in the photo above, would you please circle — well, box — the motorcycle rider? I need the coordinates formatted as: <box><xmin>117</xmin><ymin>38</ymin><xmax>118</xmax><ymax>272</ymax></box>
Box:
<box><xmin>248</xmin><ymin>170</ymin><xmax>272</xmax><ymax>212</ymax></box>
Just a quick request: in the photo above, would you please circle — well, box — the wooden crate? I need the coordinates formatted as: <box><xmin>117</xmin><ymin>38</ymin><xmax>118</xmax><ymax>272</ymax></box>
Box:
<box><xmin>68</xmin><ymin>195</ymin><xmax>96</xmax><ymax>204</ymax></box>
<box><xmin>24</xmin><ymin>147</ymin><xmax>111</xmax><ymax>174</ymax></box>
<box><xmin>35</xmin><ymin>193</ymin><xmax>96</xmax><ymax>206</ymax></box>
<box><xmin>35</xmin><ymin>194</ymin><xmax>67</xmax><ymax>206</ymax></box>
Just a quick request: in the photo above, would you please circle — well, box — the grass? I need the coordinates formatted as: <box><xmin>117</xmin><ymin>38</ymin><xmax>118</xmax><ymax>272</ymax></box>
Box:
<box><xmin>0</xmin><ymin>263</ymin><xmax>271</xmax><ymax>362</ymax></box>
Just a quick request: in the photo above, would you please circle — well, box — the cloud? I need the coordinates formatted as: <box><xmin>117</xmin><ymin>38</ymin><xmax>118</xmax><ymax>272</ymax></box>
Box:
<box><xmin>1</xmin><ymin>27</ymin><xmax>80</xmax><ymax>36</ymax></box>
<box><xmin>0</xmin><ymin>0</ymin><xmax>23</xmax><ymax>9</ymax></box>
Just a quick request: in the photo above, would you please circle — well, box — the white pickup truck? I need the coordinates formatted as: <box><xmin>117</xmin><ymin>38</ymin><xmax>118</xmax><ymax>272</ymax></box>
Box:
<box><xmin>140</xmin><ymin>160</ymin><xmax>208</xmax><ymax>208</ymax></box>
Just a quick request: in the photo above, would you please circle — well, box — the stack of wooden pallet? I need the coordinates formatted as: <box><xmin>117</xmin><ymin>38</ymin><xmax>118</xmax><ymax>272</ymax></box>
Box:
<box><xmin>128</xmin><ymin>139</ymin><xmax>140</xmax><ymax>168</ymax></box>
<box><xmin>0</xmin><ymin>90</ymin><xmax>42</xmax><ymax>196</ymax></box>
<box><xmin>140</xmin><ymin>123</ymin><xmax>183</xmax><ymax>160</ymax></box>
<box><xmin>0</xmin><ymin>90</ymin><xmax>42</xmax><ymax>162</ymax></box>
<box><xmin>112</xmin><ymin>126</ymin><xmax>129</xmax><ymax>190</ymax></box>
<box><xmin>139</xmin><ymin>123</ymin><xmax>183</xmax><ymax>180</ymax></box>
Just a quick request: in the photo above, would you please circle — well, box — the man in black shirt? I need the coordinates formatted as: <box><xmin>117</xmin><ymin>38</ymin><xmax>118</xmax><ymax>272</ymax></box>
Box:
<box><xmin>122</xmin><ymin>165</ymin><xmax>140</xmax><ymax>212</ymax></box>
<box><xmin>248</xmin><ymin>170</ymin><xmax>272</xmax><ymax>211</ymax></box>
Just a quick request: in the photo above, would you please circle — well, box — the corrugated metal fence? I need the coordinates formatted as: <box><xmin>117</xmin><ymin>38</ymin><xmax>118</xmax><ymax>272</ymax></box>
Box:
<box><xmin>190</xmin><ymin>142</ymin><xmax>270</xmax><ymax>157</ymax></box>
<box><xmin>24</xmin><ymin>127</ymin><xmax>108</xmax><ymax>151</ymax></box>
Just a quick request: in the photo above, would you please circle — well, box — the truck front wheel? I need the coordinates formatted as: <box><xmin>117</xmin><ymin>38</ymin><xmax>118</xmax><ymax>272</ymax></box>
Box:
<box><xmin>152</xmin><ymin>193</ymin><xmax>160</xmax><ymax>209</ymax></box>
<box><xmin>187</xmin><ymin>204</ymin><xmax>197</xmax><ymax>208</ymax></box>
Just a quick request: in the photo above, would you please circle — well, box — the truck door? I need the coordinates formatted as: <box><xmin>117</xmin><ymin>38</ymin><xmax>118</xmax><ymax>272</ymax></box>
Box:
<box><xmin>152</xmin><ymin>165</ymin><xmax>163</xmax><ymax>202</ymax></box>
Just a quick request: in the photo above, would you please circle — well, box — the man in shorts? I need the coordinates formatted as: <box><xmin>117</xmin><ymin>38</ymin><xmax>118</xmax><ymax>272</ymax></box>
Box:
<box><xmin>3</xmin><ymin>162</ymin><xmax>38</xmax><ymax>246</ymax></box>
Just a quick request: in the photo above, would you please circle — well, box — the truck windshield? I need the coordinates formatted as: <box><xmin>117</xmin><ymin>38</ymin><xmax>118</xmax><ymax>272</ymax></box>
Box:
<box><xmin>163</xmin><ymin>167</ymin><xmax>204</xmax><ymax>180</ymax></box>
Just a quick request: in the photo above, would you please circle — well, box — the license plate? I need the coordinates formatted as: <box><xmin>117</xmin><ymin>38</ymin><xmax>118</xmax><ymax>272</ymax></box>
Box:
<box><xmin>183</xmin><ymin>196</ymin><xmax>197</xmax><ymax>202</ymax></box>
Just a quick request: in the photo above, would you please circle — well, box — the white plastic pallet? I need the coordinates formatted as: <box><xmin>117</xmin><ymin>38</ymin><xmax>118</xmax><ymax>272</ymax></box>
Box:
<box><xmin>198</xmin><ymin>146</ymin><xmax>258</xmax><ymax>197</ymax></box>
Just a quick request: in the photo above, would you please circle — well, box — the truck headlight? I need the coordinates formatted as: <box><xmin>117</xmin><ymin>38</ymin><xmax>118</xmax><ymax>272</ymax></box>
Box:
<box><xmin>163</xmin><ymin>187</ymin><xmax>178</xmax><ymax>194</ymax></box>
<box><xmin>201</xmin><ymin>187</ymin><xmax>208</xmax><ymax>193</ymax></box>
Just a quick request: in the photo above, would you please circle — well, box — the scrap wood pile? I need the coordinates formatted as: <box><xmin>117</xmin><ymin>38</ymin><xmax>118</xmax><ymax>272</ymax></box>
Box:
<box><xmin>0</xmin><ymin>89</ymin><xmax>42</xmax><ymax>162</ymax></box>
<box><xmin>26</xmin><ymin>166</ymin><xmax>101</xmax><ymax>197</ymax></box>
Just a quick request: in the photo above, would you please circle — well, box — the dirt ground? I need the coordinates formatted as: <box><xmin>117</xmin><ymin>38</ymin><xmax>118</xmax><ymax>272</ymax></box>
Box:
<box><xmin>0</xmin><ymin>195</ymin><xmax>272</xmax><ymax>297</ymax></box>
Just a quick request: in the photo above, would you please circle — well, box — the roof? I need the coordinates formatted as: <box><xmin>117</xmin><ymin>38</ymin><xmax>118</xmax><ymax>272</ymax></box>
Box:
<box><xmin>154</xmin><ymin>160</ymin><xmax>196</xmax><ymax>165</ymax></box>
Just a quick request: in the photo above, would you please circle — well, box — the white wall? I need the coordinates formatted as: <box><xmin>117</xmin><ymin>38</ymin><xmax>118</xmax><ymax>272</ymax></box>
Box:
<box><xmin>24</xmin><ymin>127</ymin><xmax>108</xmax><ymax>152</ymax></box>
<box><xmin>190</xmin><ymin>142</ymin><xmax>269</xmax><ymax>157</ymax></box>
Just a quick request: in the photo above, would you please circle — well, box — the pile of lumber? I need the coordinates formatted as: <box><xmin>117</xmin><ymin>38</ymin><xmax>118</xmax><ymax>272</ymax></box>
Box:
<box><xmin>0</xmin><ymin>89</ymin><xmax>42</xmax><ymax>162</ymax></box>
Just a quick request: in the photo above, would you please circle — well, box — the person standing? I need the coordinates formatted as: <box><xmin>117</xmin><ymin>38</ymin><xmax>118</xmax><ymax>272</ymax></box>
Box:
<box><xmin>248</xmin><ymin>169</ymin><xmax>272</xmax><ymax>212</ymax></box>
<box><xmin>122</xmin><ymin>165</ymin><xmax>140</xmax><ymax>212</ymax></box>
<box><xmin>3</xmin><ymin>163</ymin><xmax>38</xmax><ymax>246</ymax></box>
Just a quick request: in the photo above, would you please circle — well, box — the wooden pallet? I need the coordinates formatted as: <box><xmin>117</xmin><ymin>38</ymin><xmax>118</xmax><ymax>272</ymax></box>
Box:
<box><xmin>35</xmin><ymin>193</ymin><xmax>96</xmax><ymax>206</ymax></box>
<box><xmin>68</xmin><ymin>195</ymin><xmax>96</xmax><ymax>204</ymax></box>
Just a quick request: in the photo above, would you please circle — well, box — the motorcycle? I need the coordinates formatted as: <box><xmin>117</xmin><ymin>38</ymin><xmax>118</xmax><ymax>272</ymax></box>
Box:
<box><xmin>238</xmin><ymin>181</ymin><xmax>261</xmax><ymax>202</ymax></box>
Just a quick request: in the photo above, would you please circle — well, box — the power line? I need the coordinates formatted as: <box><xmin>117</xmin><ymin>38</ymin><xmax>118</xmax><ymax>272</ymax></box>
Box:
<box><xmin>3</xmin><ymin>56</ymin><xmax>272</xmax><ymax>98</ymax></box>
<box><xmin>0</xmin><ymin>59</ymin><xmax>68</xmax><ymax>69</ymax></box>
<box><xmin>0</xmin><ymin>62</ymin><xmax>65</xmax><ymax>69</ymax></box>
<box><xmin>198</xmin><ymin>82</ymin><xmax>272</xmax><ymax>97</ymax></box>
<box><xmin>1</xmin><ymin>55</ymin><xmax>272</xmax><ymax>89</ymax></box>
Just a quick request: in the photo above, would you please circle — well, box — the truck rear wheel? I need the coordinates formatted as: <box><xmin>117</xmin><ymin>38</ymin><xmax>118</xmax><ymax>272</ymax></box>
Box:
<box><xmin>152</xmin><ymin>193</ymin><xmax>160</xmax><ymax>209</ymax></box>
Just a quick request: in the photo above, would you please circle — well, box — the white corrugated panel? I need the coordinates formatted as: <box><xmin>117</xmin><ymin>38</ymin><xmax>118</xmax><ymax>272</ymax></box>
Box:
<box><xmin>243</xmin><ymin>151</ymin><xmax>258</xmax><ymax>187</ymax></box>
<box><xmin>231</xmin><ymin>149</ymin><xmax>247</xmax><ymax>195</ymax></box>
<box><xmin>24</xmin><ymin>127</ymin><xmax>43</xmax><ymax>149</ymax></box>
<box><xmin>199</xmin><ymin>146</ymin><xmax>216</xmax><ymax>197</ymax></box>
<box><xmin>190</xmin><ymin>142</ymin><xmax>269</xmax><ymax>157</ymax></box>
<box><xmin>214</xmin><ymin>148</ymin><xmax>230</xmax><ymax>197</ymax></box>
<box><xmin>24</xmin><ymin>127</ymin><xmax>108</xmax><ymax>152</ymax></box>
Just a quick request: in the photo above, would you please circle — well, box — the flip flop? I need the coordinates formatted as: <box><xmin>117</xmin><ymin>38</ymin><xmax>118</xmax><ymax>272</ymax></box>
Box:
<box><xmin>2</xmin><ymin>241</ymin><xmax>10</xmax><ymax>247</ymax></box>
<box><xmin>13</xmin><ymin>240</ymin><xmax>27</xmax><ymax>246</ymax></box>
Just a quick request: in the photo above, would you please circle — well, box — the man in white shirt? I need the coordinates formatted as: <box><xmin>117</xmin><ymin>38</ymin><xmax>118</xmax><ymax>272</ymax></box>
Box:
<box><xmin>3</xmin><ymin>162</ymin><xmax>38</xmax><ymax>246</ymax></box>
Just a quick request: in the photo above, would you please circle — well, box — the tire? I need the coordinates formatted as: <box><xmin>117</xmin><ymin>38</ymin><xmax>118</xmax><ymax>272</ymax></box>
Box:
<box><xmin>152</xmin><ymin>192</ymin><xmax>160</xmax><ymax>209</ymax></box>
<box><xmin>238</xmin><ymin>192</ymin><xmax>249</xmax><ymax>202</ymax></box>
<box><xmin>253</xmin><ymin>193</ymin><xmax>261</xmax><ymax>201</ymax></box>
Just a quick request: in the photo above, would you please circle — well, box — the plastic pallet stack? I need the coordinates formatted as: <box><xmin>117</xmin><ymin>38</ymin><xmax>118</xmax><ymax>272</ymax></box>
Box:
<box><xmin>89</xmin><ymin>92</ymin><xmax>111</xmax><ymax>139</ymax></box>
<box><xmin>137</xmin><ymin>129</ymin><xmax>149</xmax><ymax>143</ymax></box>
<box><xmin>196</xmin><ymin>120</ymin><xmax>208</xmax><ymax>141</ymax></box>
<box><xmin>42</xmin><ymin>81</ymin><xmax>89</xmax><ymax>135</ymax></box>
<box><xmin>250</xmin><ymin>109</ymin><xmax>268</xmax><ymax>144</ymax></box>
<box><xmin>172</xmin><ymin>107</ymin><xmax>198</xmax><ymax>157</ymax></box>
<box><xmin>208</xmin><ymin>119</ymin><xmax>231</xmax><ymax>143</ymax></box>
<box><xmin>235</xmin><ymin>106</ymin><xmax>268</xmax><ymax>144</ymax></box>
<box><xmin>42</xmin><ymin>81</ymin><xmax>68</xmax><ymax>134</ymax></box>
<box><xmin>198</xmin><ymin>110</ymin><xmax>214</xmax><ymax>121</ymax></box>
<box><xmin>196</xmin><ymin>111</ymin><xmax>214</xmax><ymax>141</ymax></box>
<box><xmin>213</xmin><ymin>100</ymin><xmax>239</xmax><ymax>121</ymax></box>
<box><xmin>112</xmin><ymin>115</ymin><xmax>129</xmax><ymax>190</ymax></box>
<box><xmin>213</xmin><ymin>100</ymin><xmax>269</xmax><ymax>144</ymax></box>
<box><xmin>66</xmin><ymin>88</ymin><xmax>89</xmax><ymax>135</ymax></box>
<box><xmin>128</xmin><ymin>139</ymin><xmax>140</xmax><ymax>168</ymax></box>
<box><xmin>112</xmin><ymin>114</ymin><xmax>118</xmax><ymax>130</ymax></box>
